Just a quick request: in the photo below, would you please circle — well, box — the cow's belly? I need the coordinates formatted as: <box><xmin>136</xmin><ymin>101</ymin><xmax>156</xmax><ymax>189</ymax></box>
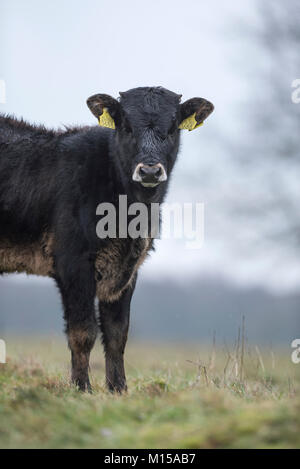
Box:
<box><xmin>0</xmin><ymin>234</ymin><xmax>54</xmax><ymax>276</ymax></box>
<box><xmin>0</xmin><ymin>235</ymin><xmax>150</xmax><ymax>302</ymax></box>
<box><xmin>95</xmin><ymin>238</ymin><xmax>150</xmax><ymax>303</ymax></box>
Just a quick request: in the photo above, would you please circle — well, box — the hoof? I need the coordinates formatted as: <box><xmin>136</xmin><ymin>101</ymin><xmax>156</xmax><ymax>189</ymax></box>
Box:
<box><xmin>72</xmin><ymin>378</ymin><xmax>93</xmax><ymax>393</ymax></box>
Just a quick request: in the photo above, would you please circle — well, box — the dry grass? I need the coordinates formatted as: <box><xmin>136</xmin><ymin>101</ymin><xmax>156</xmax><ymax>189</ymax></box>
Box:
<box><xmin>0</xmin><ymin>333</ymin><xmax>299</xmax><ymax>449</ymax></box>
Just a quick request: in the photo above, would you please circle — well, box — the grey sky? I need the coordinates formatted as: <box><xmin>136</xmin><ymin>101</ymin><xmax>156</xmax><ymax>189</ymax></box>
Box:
<box><xmin>1</xmin><ymin>0</ymin><xmax>254</xmax><ymax>125</ymax></box>
<box><xmin>1</xmin><ymin>0</ymin><xmax>299</xmax><ymax>293</ymax></box>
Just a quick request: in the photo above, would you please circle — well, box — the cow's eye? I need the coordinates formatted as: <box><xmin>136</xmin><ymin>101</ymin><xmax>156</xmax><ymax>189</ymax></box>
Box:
<box><xmin>168</xmin><ymin>119</ymin><xmax>177</xmax><ymax>135</ymax></box>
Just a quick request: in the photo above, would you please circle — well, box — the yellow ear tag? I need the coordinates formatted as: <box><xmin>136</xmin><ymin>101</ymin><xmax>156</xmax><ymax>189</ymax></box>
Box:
<box><xmin>98</xmin><ymin>108</ymin><xmax>115</xmax><ymax>129</ymax></box>
<box><xmin>179</xmin><ymin>112</ymin><xmax>203</xmax><ymax>131</ymax></box>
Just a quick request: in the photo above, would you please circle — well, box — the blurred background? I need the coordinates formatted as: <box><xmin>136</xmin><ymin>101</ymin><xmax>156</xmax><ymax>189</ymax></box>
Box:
<box><xmin>0</xmin><ymin>0</ymin><xmax>299</xmax><ymax>346</ymax></box>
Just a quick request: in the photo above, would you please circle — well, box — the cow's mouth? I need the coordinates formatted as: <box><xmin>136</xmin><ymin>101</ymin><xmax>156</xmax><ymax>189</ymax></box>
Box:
<box><xmin>140</xmin><ymin>182</ymin><xmax>160</xmax><ymax>188</ymax></box>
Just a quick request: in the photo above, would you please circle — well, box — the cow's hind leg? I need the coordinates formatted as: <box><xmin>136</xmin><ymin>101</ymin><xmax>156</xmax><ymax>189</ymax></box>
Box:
<box><xmin>56</xmin><ymin>258</ymin><xmax>98</xmax><ymax>392</ymax></box>
<box><xmin>98</xmin><ymin>280</ymin><xmax>136</xmax><ymax>393</ymax></box>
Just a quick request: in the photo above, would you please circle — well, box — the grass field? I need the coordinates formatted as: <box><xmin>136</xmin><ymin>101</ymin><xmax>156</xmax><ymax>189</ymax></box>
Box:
<box><xmin>0</xmin><ymin>336</ymin><xmax>299</xmax><ymax>449</ymax></box>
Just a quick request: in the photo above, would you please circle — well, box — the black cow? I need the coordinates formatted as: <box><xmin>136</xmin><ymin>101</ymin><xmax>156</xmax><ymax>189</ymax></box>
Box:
<box><xmin>0</xmin><ymin>87</ymin><xmax>214</xmax><ymax>392</ymax></box>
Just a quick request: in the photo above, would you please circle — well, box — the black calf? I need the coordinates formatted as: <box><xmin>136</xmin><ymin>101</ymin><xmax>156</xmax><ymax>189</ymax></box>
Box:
<box><xmin>0</xmin><ymin>87</ymin><xmax>214</xmax><ymax>392</ymax></box>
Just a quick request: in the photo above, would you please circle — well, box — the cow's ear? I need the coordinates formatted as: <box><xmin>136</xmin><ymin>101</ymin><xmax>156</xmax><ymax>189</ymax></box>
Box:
<box><xmin>86</xmin><ymin>94</ymin><xmax>120</xmax><ymax>129</ymax></box>
<box><xmin>179</xmin><ymin>98</ymin><xmax>214</xmax><ymax>131</ymax></box>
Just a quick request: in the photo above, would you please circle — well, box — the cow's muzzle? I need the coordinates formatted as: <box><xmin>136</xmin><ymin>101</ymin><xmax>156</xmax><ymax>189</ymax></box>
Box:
<box><xmin>132</xmin><ymin>163</ymin><xmax>167</xmax><ymax>187</ymax></box>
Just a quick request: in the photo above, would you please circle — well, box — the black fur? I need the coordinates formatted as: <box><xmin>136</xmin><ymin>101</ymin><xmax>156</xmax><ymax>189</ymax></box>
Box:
<box><xmin>0</xmin><ymin>86</ymin><xmax>214</xmax><ymax>392</ymax></box>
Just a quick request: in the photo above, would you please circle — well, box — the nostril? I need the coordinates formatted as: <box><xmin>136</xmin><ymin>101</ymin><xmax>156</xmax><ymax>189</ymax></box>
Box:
<box><xmin>139</xmin><ymin>166</ymin><xmax>149</xmax><ymax>176</ymax></box>
<box><xmin>139</xmin><ymin>165</ymin><xmax>162</xmax><ymax>178</ymax></box>
<box><xmin>153</xmin><ymin>166</ymin><xmax>162</xmax><ymax>177</ymax></box>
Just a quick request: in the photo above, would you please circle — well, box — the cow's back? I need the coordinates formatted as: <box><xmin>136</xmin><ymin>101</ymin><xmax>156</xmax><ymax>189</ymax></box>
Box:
<box><xmin>0</xmin><ymin>116</ymin><xmax>112</xmax><ymax>277</ymax></box>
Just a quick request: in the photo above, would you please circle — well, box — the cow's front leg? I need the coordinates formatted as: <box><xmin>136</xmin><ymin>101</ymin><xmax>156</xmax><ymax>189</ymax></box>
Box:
<box><xmin>98</xmin><ymin>280</ymin><xmax>136</xmax><ymax>393</ymax></box>
<box><xmin>67</xmin><ymin>316</ymin><xmax>97</xmax><ymax>392</ymax></box>
<box><xmin>56</xmin><ymin>257</ymin><xmax>98</xmax><ymax>392</ymax></box>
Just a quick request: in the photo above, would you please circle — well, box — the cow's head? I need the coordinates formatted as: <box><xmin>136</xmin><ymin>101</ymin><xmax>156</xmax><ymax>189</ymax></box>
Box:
<box><xmin>87</xmin><ymin>87</ymin><xmax>214</xmax><ymax>200</ymax></box>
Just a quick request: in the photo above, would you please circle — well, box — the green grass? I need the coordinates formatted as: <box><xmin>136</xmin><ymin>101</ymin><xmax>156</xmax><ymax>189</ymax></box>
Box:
<box><xmin>0</xmin><ymin>337</ymin><xmax>299</xmax><ymax>449</ymax></box>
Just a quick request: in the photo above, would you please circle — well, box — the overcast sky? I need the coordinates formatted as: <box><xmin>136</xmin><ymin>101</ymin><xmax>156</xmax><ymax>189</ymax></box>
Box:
<box><xmin>1</xmin><ymin>0</ymin><xmax>255</xmax><ymax>126</ymax></box>
<box><xmin>1</xmin><ymin>0</ymin><xmax>299</xmax><ymax>293</ymax></box>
